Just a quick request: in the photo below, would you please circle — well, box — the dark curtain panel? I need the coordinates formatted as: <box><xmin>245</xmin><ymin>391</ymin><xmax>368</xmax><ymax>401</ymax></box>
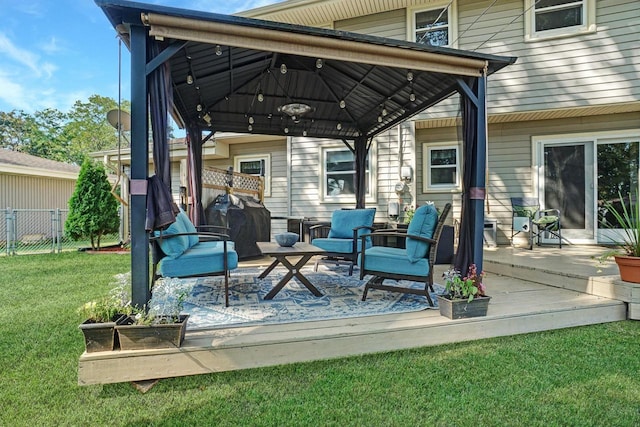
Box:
<box><xmin>454</xmin><ymin>78</ymin><xmax>478</xmax><ymax>275</ymax></box>
<box><xmin>148</xmin><ymin>40</ymin><xmax>172</xmax><ymax>189</ymax></box>
<box><xmin>186</xmin><ymin>123</ymin><xmax>204</xmax><ymax>226</ymax></box>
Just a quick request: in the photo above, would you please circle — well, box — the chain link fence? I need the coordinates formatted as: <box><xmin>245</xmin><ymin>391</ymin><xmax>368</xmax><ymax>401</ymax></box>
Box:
<box><xmin>1</xmin><ymin>208</ymin><xmax>122</xmax><ymax>256</ymax></box>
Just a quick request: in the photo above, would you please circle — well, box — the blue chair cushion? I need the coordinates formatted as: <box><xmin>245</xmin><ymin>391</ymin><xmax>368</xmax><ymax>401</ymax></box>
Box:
<box><xmin>327</xmin><ymin>208</ymin><xmax>376</xmax><ymax>239</ymax></box>
<box><xmin>405</xmin><ymin>204</ymin><xmax>439</xmax><ymax>263</ymax></box>
<box><xmin>312</xmin><ymin>237</ymin><xmax>370</xmax><ymax>254</ymax></box>
<box><xmin>359</xmin><ymin>246</ymin><xmax>430</xmax><ymax>277</ymax></box>
<box><xmin>157</xmin><ymin>244</ymin><xmax>238</xmax><ymax>277</ymax></box>
<box><xmin>154</xmin><ymin>216</ymin><xmax>189</xmax><ymax>258</ymax></box>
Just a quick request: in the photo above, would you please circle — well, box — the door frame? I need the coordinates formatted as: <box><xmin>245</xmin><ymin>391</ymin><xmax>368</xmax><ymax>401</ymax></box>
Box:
<box><xmin>533</xmin><ymin>135</ymin><xmax>595</xmax><ymax>244</ymax></box>
<box><xmin>532</xmin><ymin>129</ymin><xmax>640</xmax><ymax>245</ymax></box>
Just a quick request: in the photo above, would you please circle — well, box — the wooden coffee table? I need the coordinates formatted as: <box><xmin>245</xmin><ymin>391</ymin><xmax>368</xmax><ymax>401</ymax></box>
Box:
<box><xmin>256</xmin><ymin>242</ymin><xmax>326</xmax><ymax>300</ymax></box>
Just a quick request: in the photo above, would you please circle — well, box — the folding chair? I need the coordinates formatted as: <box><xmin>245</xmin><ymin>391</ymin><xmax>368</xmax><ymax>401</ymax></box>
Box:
<box><xmin>511</xmin><ymin>197</ymin><xmax>562</xmax><ymax>249</ymax></box>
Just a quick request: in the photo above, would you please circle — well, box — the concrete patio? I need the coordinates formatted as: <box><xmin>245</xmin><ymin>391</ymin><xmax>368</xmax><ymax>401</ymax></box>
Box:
<box><xmin>78</xmin><ymin>245</ymin><xmax>636</xmax><ymax>385</ymax></box>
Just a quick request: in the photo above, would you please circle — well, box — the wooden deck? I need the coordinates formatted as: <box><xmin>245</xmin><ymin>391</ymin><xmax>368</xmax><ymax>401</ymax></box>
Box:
<box><xmin>78</xmin><ymin>246</ymin><xmax>635</xmax><ymax>385</ymax></box>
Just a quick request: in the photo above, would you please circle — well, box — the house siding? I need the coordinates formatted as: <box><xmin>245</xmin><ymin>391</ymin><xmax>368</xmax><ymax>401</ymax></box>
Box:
<box><xmin>334</xmin><ymin>8</ymin><xmax>406</xmax><ymax>39</ymax></box>
<box><xmin>203</xmin><ymin>139</ymin><xmax>289</xmax><ymax>236</ymax></box>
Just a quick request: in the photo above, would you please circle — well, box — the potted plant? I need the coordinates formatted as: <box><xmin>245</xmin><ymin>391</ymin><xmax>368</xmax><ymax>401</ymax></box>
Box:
<box><xmin>78</xmin><ymin>274</ymin><xmax>132</xmax><ymax>352</ymax></box>
<box><xmin>116</xmin><ymin>283</ymin><xmax>189</xmax><ymax>350</ymax></box>
<box><xmin>437</xmin><ymin>264</ymin><xmax>491</xmax><ymax>319</ymax></box>
<box><xmin>599</xmin><ymin>191</ymin><xmax>640</xmax><ymax>283</ymax></box>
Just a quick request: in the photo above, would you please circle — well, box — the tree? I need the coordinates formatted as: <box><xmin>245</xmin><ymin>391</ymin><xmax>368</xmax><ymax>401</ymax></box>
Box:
<box><xmin>65</xmin><ymin>159</ymin><xmax>120</xmax><ymax>250</ymax></box>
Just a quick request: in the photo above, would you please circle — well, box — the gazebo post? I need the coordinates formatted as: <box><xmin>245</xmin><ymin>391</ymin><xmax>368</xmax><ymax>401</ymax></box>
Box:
<box><xmin>470</xmin><ymin>72</ymin><xmax>487</xmax><ymax>273</ymax></box>
<box><xmin>129</xmin><ymin>23</ymin><xmax>151</xmax><ymax>309</ymax></box>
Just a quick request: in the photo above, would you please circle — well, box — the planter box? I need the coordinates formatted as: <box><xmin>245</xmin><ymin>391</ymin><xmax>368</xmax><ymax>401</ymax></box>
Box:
<box><xmin>79</xmin><ymin>314</ymin><xmax>127</xmax><ymax>353</ymax></box>
<box><xmin>116</xmin><ymin>315</ymin><xmax>189</xmax><ymax>350</ymax></box>
<box><xmin>437</xmin><ymin>295</ymin><xmax>491</xmax><ymax>319</ymax></box>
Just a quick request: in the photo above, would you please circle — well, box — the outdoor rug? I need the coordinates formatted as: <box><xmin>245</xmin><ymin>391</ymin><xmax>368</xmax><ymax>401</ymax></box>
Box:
<box><xmin>149</xmin><ymin>265</ymin><xmax>444</xmax><ymax>330</ymax></box>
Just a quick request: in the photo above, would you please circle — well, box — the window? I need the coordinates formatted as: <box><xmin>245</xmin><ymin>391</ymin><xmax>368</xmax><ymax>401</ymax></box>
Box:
<box><xmin>234</xmin><ymin>154</ymin><xmax>271</xmax><ymax>197</ymax></box>
<box><xmin>525</xmin><ymin>0</ymin><xmax>595</xmax><ymax>41</ymax></box>
<box><xmin>409</xmin><ymin>3</ymin><xmax>457</xmax><ymax>48</ymax></box>
<box><xmin>321</xmin><ymin>145</ymin><xmax>375</xmax><ymax>202</ymax></box>
<box><xmin>422</xmin><ymin>143</ymin><xmax>460</xmax><ymax>192</ymax></box>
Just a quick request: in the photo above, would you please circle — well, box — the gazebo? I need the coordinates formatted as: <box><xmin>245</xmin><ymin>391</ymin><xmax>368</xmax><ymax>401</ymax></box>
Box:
<box><xmin>96</xmin><ymin>0</ymin><xmax>516</xmax><ymax>308</ymax></box>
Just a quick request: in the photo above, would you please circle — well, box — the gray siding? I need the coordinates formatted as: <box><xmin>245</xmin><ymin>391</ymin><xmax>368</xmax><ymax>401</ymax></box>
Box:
<box><xmin>334</xmin><ymin>8</ymin><xmax>406</xmax><ymax>39</ymax></box>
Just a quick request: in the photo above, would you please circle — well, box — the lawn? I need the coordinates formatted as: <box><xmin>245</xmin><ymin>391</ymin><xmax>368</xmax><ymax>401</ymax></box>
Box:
<box><xmin>1</xmin><ymin>252</ymin><xmax>639</xmax><ymax>426</ymax></box>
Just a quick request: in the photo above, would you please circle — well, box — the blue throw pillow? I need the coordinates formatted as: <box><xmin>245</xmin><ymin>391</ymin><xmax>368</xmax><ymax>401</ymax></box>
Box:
<box><xmin>405</xmin><ymin>204</ymin><xmax>438</xmax><ymax>263</ymax></box>
<box><xmin>177</xmin><ymin>210</ymin><xmax>199</xmax><ymax>248</ymax></box>
<box><xmin>154</xmin><ymin>217</ymin><xmax>189</xmax><ymax>258</ymax></box>
<box><xmin>328</xmin><ymin>208</ymin><xmax>376</xmax><ymax>239</ymax></box>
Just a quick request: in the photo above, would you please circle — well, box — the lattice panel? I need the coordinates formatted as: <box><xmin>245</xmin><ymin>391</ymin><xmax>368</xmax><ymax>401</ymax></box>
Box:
<box><xmin>202</xmin><ymin>167</ymin><xmax>263</xmax><ymax>201</ymax></box>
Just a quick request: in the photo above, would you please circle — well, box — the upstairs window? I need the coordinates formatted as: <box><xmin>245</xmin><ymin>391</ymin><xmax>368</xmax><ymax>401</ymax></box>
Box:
<box><xmin>409</xmin><ymin>3</ymin><xmax>457</xmax><ymax>48</ymax></box>
<box><xmin>525</xmin><ymin>0</ymin><xmax>595</xmax><ymax>41</ymax></box>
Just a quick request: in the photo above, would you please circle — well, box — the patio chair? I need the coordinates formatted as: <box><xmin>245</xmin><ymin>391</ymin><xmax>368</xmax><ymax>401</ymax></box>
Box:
<box><xmin>359</xmin><ymin>203</ymin><xmax>452</xmax><ymax>306</ymax></box>
<box><xmin>511</xmin><ymin>197</ymin><xmax>562</xmax><ymax>250</ymax></box>
<box><xmin>310</xmin><ymin>208</ymin><xmax>376</xmax><ymax>275</ymax></box>
<box><xmin>150</xmin><ymin>209</ymin><xmax>238</xmax><ymax>307</ymax></box>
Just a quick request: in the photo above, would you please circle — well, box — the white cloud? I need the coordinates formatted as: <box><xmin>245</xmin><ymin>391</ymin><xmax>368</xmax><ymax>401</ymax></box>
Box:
<box><xmin>0</xmin><ymin>72</ymin><xmax>30</xmax><ymax>111</ymax></box>
<box><xmin>0</xmin><ymin>32</ymin><xmax>45</xmax><ymax>77</ymax></box>
<box><xmin>41</xmin><ymin>36</ymin><xmax>62</xmax><ymax>54</ymax></box>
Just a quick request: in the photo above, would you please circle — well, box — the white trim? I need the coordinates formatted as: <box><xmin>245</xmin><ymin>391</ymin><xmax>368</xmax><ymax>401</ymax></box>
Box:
<box><xmin>524</xmin><ymin>0</ymin><xmax>596</xmax><ymax>43</ymax></box>
<box><xmin>234</xmin><ymin>153</ymin><xmax>271</xmax><ymax>197</ymax></box>
<box><xmin>319</xmin><ymin>142</ymin><xmax>377</xmax><ymax>204</ymax></box>
<box><xmin>407</xmin><ymin>1</ymin><xmax>458</xmax><ymax>48</ymax></box>
<box><xmin>422</xmin><ymin>141</ymin><xmax>461</xmax><ymax>193</ymax></box>
<box><xmin>0</xmin><ymin>164</ymin><xmax>78</xmax><ymax>180</ymax></box>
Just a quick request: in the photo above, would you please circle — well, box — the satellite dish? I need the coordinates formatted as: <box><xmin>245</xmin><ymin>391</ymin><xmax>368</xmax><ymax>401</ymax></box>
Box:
<box><xmin>107</xmin><ymin>109</ymin><xmax>131</xmax><ymax>132</ymax></box>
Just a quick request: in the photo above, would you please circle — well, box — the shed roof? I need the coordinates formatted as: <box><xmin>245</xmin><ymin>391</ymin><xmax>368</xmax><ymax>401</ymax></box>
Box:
<box><xmin>0</xmin><ymin>149</ymin><xmax>80</xmax><ymax>178</ymax></box>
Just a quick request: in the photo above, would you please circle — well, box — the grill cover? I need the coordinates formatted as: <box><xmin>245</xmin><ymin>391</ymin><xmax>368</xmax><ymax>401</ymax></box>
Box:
<box><xmin>205</xmin><ymin>194</ymin><xmax>271</xmax><ymax>260</ymax></box>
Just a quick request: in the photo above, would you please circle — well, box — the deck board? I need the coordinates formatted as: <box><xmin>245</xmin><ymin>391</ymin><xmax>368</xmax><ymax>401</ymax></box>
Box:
<box><xmin>78</xmin><ymin>247</ymin><xmax>634</xmax><ymax>385</ymax></box>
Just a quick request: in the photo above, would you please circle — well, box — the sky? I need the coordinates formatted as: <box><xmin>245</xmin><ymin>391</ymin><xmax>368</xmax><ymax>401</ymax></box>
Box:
<box><xmin>0</xmin><ymin>0</ymin><xmax>283</xmax><ymax>114</ymax></box>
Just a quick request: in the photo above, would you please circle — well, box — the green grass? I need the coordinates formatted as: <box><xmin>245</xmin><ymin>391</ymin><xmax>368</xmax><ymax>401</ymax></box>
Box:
<box><xmin>1</xmin><ymin>252</ymin><xmax>639</xmax><ymax>426</ymax></box>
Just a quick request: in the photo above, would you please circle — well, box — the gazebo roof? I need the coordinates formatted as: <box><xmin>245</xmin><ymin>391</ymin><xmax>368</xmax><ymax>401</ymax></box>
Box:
<box><xmin>97</xmin><ymin>0</ymin><xmax>516</xmax><ymax>140</ymax></box>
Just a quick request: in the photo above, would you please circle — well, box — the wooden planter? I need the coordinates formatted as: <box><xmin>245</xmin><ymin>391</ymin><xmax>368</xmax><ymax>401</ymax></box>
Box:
<box><xmin>79</xmin><ymin>314</ymin><xmax>127</xmax><ymax>353</ymax></box>
<box><xmin>614</xmin><ymin>255</ymin><xmax>640</xmax><ymax>283</ymax></box>
<box><xmin>116</xmin><ymin>315</ymin><xmax>189</xmax><ymax>350</ymax></box>
<box><xmin>437</xmin><ymin>295</ymin><xmax>491</xmax><ymax>320</ymax></box>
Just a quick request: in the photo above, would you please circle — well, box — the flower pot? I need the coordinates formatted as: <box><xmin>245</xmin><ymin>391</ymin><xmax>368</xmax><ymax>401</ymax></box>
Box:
<box><xmin>437</xmin><ymin>295</ymin><xmax>491</xmax><ymax>320</ymax></box>
<box><xmin>79</xmin><ymin>314</ymin><xmax>127</xmax><ymax>353</ymax></box>
<box><xmin>614</xmin><ymin>255</ymin><xmax>640</xmax><ymax>283</ymax></box>
<box><xmin>116</xmin><ymin>314</ymin><xmax>189</xmax><ymax>350</ymax></box>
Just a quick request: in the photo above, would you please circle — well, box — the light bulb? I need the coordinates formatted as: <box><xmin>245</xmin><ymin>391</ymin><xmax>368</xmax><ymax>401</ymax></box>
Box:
<box><xmin>315</xmin><ymin>58</ymin><xmax>323</xmax><ymax>69</ymax></box>
<box><xmin>378</xmin><ymin>115</ymin><xmax>383</xmax><ymax>123</ymax></box>
<box><xmin>302</xmin><ymin>130</ymin><xmax>308</xmax><ymax>136</ymax></box>
<box><xmin>280</xmin><ymin>63</ymin><xmax>287</xmax><ymax>74</ymax></box>
<box><xmin>409</xmin><ymin>92</ymin><xmax>416</xmax><ymax>102</ymax></box>
<box><xmin>196</xmin><ymin>104</ymin><xmax>203</xmax><ymax>112</ymax></box>
<box><xmin>284</xmin><ymin>127</ymin><xmax>289</xmax><ymax>134</ymax></box>
<box><xmin>257</xmin><ymin>92</ymin><xmax>264</xmax><ymax>102</ymax></box>
<box><xmin>215</xmin><ymin>45</ymin><xmax>222</xmax><ymax>56</ymax></box>
<box><xmin>186</xmin><ymin>73</ymin><xmax>194</xmax><ymax>85</ymax></box>
<box><xmin>336</xmin><ymin>122</ymin><xmax>342</xmax><ymax>130</ymax></box>
<box><xmin>407</xmin><ymin>71</ymin><xmax>413</xmax><ymax>82</ymax></box>
<box><xmin>248</xmin><ymin>116</ymin><xmax>254</xmax><ymax>124</ymax></box>
<box><xmin>248</xmin><ymin>124</ymin><xmax>253</xmax><ymax>131</ymax></box>
<box><xmin>382</xmin><ymin>107</ymin><xmax>388</xmax><ymax>116</ymax></box>
<box><xmin>339</xmin><ymin>100</ymin><xmax>346</xmax><ymax>109</ymax></box>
